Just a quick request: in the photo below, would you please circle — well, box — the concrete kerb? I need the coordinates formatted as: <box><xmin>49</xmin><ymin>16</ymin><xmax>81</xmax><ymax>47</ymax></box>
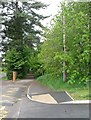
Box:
<box><xmin>61</xmin><ymin>100</ymin><xmax>91</xmax><ymax>104</ymax></box>
<box><xmin>65</xmin><ymin>91</ymin><xmax>74</xmax><ymax>101</ymax></box>
<box><xmin>26</xmin><ymin>83</ymin><xmax>57</xmax><ymax>104</ymax></box>
<box><xmin>27</xmin><ymin>83</ymin><xmax>90</xmax><ymax>105</ymax></box>
<box><xmin>27</xmin><ymin>83</ymin><xmax>32</xmax><ymax>100</ymax></box>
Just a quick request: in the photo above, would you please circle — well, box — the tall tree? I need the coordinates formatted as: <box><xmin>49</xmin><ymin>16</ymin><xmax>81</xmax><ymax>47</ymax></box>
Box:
<box><xmin>0</xmin><ymin>0</ymin><xmax>47</xmax><ymax>78</ymax></box>
<box><xmin>0</xmin><ymin>0</ymin><xmax>47</xmax><ymax>52</ymax></box>
<box><xmin>61</xmin><ymin>2</ymin><xmax>67</xmax><ymax>82</ymax></box>
<box><xmin>39</xmin><ymin>2</ymin><xmax>90</xmax><ymax>84</ymax></box>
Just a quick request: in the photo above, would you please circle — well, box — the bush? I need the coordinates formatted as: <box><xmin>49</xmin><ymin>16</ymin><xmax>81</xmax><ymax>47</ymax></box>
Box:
<box><xmin>5</xmin><ymin>47</ymin><xmax>30</xmax><ymax>79</ymax></box>
<box><xmin>6</xmin><ymin>71</ymin><xmax>13</xmax><ymax>80</ymax></box>
<box><xmin>37</xmin><ymin>73</ymin><xmax>63</xmax><ymax>90</ymax></box>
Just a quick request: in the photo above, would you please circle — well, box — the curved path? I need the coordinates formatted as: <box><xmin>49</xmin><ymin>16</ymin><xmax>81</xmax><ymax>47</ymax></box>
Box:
<box><xmin>2</xmin><ymin>79</ymin><xmax>90</xmax><ymax>119</ymax></box>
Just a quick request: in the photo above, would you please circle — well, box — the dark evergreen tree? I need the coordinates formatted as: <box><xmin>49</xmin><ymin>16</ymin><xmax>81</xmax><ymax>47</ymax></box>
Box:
<box><xmin>0</xmin><ymin>0</ymin><xmax>47</xmax><ymax>52</ymax></box>
<box><xmin>0</xmin><ymin>0</ymin><xmax>48</xmax><ymax>79</ymax></box>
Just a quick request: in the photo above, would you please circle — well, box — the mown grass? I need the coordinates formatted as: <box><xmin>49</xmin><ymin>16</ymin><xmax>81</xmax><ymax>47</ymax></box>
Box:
<box><xmin>37</xmin><ymin>74</ymin><xmax>90</xmax><ymax>100</ymax></box>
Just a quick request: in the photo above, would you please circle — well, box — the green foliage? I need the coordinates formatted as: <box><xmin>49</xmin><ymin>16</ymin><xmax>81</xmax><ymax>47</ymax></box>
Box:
<box><xmin>63</xmin><ymin>2</ymin><xmax>89</xmax><ymax>84</ymax></box>
<box><xmin>38</xmin><ymin>2</ymin><xmax>90</xmax><ymax>85</ymax></box>
<box><xmin>37</xmin><ymin>73</ymin><xmax>62</xmax><ymax>90</ymax></box>
<box><xmin>29</xmin><ymin>53</ymin><xmax>45</xmax><ymax>77</ymax></box>
<box><xmin>37</xmin><ymin>74</ymin><xmax>90</xmax><ymax>100</ymax></box>
<box><xmin>37</xmin><ymin>73</ymin><xmax>86</xmax><ymax>90</ymax></box>
<box><xmin>5</xmin><ymin>47</ymin><xmax>31</xmax><ymax>79</ymax></box>
<box><xmin>38</xmin><ymin>27</ymin><xmax>63</xmax><ymax>75</ymax></box>
<box><xmin>0</xmin><ymin>1</ymin><xmax>48</xmax><ymax>79</ymax></box>
<box><xmin>1</xmin><ymin>1</ymin><xmax>47</xmax><ymax>53</ymax></box>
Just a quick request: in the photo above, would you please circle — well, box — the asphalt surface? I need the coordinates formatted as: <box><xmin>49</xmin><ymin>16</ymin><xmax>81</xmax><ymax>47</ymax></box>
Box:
<box><xmin>17</xmin><ymin>97</ymin><xmax>90</xmax><ymax>118</ymax></box>
<box><xmin>0</xmin><ymin>79</ymin><xmax>31</xmax><ymax>119</ymax></box>
<box><xmin>1</xmin><ymin>79</ymin><xmax>90</xmax><ymax>119</ymax></box>
<box><xmin>27</xmin><ymin>80</ymin><xmax>74</xmax><ymax>103</ymax></box>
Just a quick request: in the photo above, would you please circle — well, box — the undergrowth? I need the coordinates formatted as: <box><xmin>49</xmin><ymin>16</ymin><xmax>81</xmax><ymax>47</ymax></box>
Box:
<box><xmin>37</xmin><ymin>73</ymin><xmax>90</xmax><ymax>100</ymax></box>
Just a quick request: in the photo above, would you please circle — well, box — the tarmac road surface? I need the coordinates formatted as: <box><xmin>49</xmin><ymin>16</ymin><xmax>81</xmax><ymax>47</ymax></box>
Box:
<box><xmin>0</xmin><ymin>79</ymin><xmax>90</xmax><ymax>119</ymax></box>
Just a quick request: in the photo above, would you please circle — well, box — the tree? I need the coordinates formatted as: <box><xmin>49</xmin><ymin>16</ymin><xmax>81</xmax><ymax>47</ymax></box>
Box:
<box><xmin>0</xmin><ymin>0</ymin><xmax>48</xmax><ymax>78</ymax></box>
<box><xmin>38</xmin><ymin>19</ymin><xmax>63</xmax><ymax>76</ymax></box>
<box><xmin>1</xmin><ymin>0</ymin><xmax>47</xmax><ymax>52</ymax></box>
<box><xmin>64</xmin><ymin>2</ymin><xmax>89</xmax><ymax>84</ymax></box>
<box><xmin>5</xmin><ymin>47</ymin><xmax>31</xmax><ymax>79</ymax></box>
<box><xmin>38</xmin><ymin>2</ymin><xmax>90</xmax><ymax>84</ymax></box>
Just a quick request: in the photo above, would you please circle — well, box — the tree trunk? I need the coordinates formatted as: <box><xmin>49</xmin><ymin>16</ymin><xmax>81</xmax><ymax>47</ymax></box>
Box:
<box><xmin>62</xmin><ymin>3</ymin><xmax>67</xmax><ymax>82</ymax></box>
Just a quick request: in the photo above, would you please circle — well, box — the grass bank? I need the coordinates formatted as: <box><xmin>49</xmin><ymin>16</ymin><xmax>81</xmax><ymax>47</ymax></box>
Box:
<box><xmin>2</xmin><ymin>76</ymin><xmax>8</xmax><ymax>81</ymax></box>
<box><xmin>37</xmin><ymin>74</ymin><xmax>90</xmax><ymax>100</ymax></box>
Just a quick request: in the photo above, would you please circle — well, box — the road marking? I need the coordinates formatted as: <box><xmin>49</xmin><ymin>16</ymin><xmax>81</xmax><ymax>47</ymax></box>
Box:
<box><xmin>0</xmin><ymin>100</ymin><xmax>14</xmax><ymax>103</ymax></box>
<box><xmin>0</xmin><ymin>110</ymin><xmax>8</xmax><ymax>119</ymax></box>
<box><xmin>9</xmin><ymin>88</ymin><xmax>19</xmax><ymax>90</ymax></box>
<box><xmin>0</xmin><ymin>106</ymin><xmax>8</xmax><ymax>120</ymax></box>
<box><xmin>2</xmin><ymin>95</ymin><xmax>14</xmax><ymax>98</ymax></box>
<box><xmin>0</xmin><ymin>106</ymin><xmax>5</xmax><ymax>111</ymax></box>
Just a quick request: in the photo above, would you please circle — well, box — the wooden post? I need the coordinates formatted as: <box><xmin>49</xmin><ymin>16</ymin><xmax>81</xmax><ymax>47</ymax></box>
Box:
<box><xmin>13</xmin><ymin>71</ymin><xmax>17</xmax><ymax>82</ymax></box>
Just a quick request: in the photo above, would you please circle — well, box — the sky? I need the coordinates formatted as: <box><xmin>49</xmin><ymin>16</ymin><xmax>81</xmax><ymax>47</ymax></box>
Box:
<box><xmin>0</xmin><ymin>0</ymin><xmax>62</xmax><ymax>57</ymax></box>
<box><xmin>36</xmin><ymin>0</ymin><xmax>62</xmax><ymax>26</ymax></box>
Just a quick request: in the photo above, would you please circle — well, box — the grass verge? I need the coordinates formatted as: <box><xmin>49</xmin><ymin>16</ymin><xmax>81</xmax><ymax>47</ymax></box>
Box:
<box><xmin>37</xmin><ymin>74</ymin><xmax>90</xmax><ymax>100</ymax></box>
<box><xmin>1</xmin><ymin>76</ymin><xmax>8</xmax><ymax>81</ymax></box>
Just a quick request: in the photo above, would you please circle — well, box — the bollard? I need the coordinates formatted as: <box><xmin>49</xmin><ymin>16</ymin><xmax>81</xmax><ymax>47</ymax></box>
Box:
<box><xmin>13</xmin><ymin>71</ymin><xmax>17</xmax><ymax>82</ymax></box>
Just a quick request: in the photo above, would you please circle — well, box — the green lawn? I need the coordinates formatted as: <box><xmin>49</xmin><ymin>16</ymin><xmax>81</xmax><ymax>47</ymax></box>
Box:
<box><xmin>37</xmin><ymin>74</ymin><xmax>90</xmax><ymax>100</ymax></box>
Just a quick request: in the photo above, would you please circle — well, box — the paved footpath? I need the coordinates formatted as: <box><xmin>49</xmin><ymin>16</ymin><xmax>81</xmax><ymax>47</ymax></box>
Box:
<box><xmin>0</xmin><ymin>79</ymin><xmax>31</xmax><ymax>119</ymax></box>
<box><xmin>1</xmin><ymin>79</ymin><xmax>91</xmax><ymax>119</ymax></box>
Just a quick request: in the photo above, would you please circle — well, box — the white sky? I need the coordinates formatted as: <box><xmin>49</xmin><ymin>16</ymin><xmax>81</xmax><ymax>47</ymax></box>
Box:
<box><xmin>0</xmin><ymin>0</ymin><xmax>62</xmax><ymax>57</ymax></box>
<box><xmin>37</xmin><ymin>0</ymin><xmax>62</xmax><ymax>26</ymax></box>
<box><xmin>37</xmin><ymin>0</ymin><xmax>91</xmax><ymax>26</ymax></box>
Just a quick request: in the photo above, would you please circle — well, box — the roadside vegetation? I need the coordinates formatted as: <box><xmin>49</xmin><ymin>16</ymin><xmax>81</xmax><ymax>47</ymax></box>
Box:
<box><xmin>37</xmin><ymin>74</ymin><xmax>90</xmax><ymax>100</ymax></box>
<box><xmin>37</xmin><ymin>2</ymin><xmax>91</xmax><ymax>100</ymax></box>
<box><xmin>0</xmin><ymin>1</ymin><xmax>91</xmax><ymax>100</ymax></box>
